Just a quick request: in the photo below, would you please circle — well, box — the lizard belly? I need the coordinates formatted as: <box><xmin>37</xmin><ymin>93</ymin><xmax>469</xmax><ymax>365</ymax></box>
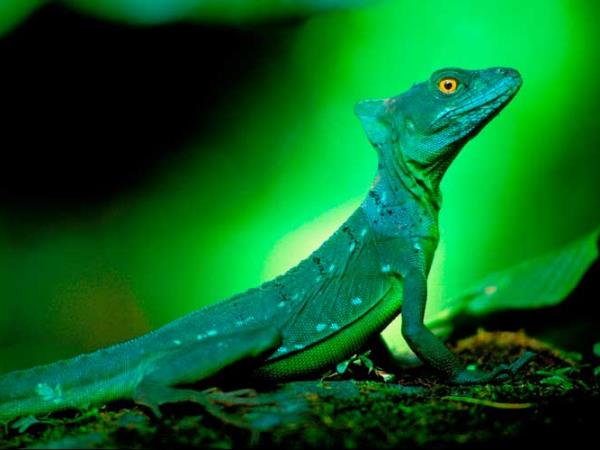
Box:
<box><xmin>254</xmin><ymin>275</ymin><xmax>403</xmax><ymax>379</ymax></box>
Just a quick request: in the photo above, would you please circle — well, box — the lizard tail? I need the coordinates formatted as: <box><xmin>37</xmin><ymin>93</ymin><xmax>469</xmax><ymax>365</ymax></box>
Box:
<box><xmin>0</xmin><ymin>343</ymin><xmax>137</xmax><ymax>423</ymax></box>
<box><xmin>0</xmin><ymin>354</ymin><xmax>94</xmax><ymax>422</ymax></box>
<box><xmin>0</xmin><ymin>358</ymin><xmax>71</xmax><ymax>422</ymax></box>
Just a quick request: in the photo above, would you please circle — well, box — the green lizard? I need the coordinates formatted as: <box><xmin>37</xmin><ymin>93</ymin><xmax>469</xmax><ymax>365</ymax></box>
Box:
<box><xmin>0</xmin><ymin>67</ymin><xmax>526</xmax><ymax>424</ymax></box>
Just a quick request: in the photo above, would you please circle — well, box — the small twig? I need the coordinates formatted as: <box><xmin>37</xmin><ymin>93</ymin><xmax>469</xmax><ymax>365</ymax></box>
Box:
<box><xmin>443</xmin><ymin>395</ymin><xmax>534</xmax><ymax>409</ymax></box>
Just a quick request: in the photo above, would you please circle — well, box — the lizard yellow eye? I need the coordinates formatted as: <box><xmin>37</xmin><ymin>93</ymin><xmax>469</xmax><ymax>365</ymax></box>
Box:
<box><xmin>438</xmin><ymin>77</ymin><xmax>458</xmax><ymax>94</ymax></box>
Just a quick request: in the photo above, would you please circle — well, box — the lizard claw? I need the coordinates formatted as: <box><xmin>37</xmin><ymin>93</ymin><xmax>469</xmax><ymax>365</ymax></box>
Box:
<box><xmin>493</xmin><ymin>350</ymin><xmax>536</xmax><ymax>379</ymax></box>
<box><xmin>205</xmin><ymin>388</ymin><xmax>268</xmax><ymax>407</ymax></box>
<box><xmin>133</xmin><ymin>383</ymin><xmax>210</xmax><ymax>418</ymax></box>
<box><xmin>508</xmin><ymin>350</ymin><xmax>536</xmax><ymax>374</ymax></box>
<box><xmin>451</xmin><ymin>351</ymin><xmax>536</xmax><ymax>385</ymax></box>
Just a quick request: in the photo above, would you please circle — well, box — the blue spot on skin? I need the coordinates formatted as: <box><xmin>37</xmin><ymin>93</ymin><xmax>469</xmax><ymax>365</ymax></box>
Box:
<box><xmin>360</xmin><ymin>228</ymin><xmax>367</xmax><ymax>237</ymax></box>
<box><xmin>196</xmin><ymin>334</ymin><xmax>206</xmax><ymax>340</ymax></box>
<box><xmin>330</xmin><ymin>323</ymin><xmax>340</xmax><ymax>330</ymax></box>
<box><xmin>207</xmin><ymin>330</ymin><xmax>218</xmax><ymax>337</ymax></box>
<box><xmin>351</xmin><ymin>297</ymin><xmax>362</xmax><ymax>305</ymax></box>
<box><xmin>328</xmin><ymin>264</ymin><xmax>336</xmax><ymax>272</ymax></box>
<box><xmin>277</xmin><ymin>346</ymin><xmax>288</xmax><ymax>353</ymax></box>
<box><xmin>291</xmin><ymin>293</ymin><xmax>299</xmax><ymax>300</ymax></box>
<box><xmin>349</xmin><ymin>242</ymin><xmax>356</xmax><ymax>252</ymax></box>
<box><xmin>235</xmin><ymin>316</ymin><xmax>255</xmax><ymax>326</ymax></box>
<box><xmin>173</xmin><ymin>339</ymin><xmax>182</xmax><ymax>346</ymax></box>
<box><xmin>381</xmin><ymin>264</ymin><xmax>391</xmax><ymax>273</ymax></box>
<box><xmin>294</xmin><ymin>344</ymin><xmax>305</xmax><ymax>350</ymax></box>
<box><xmin>36</xmin><ymin>383</ymin><xmax>64</xmax><ymax>404</ymax></box>
<box><xmin>316</xmin><ymin>276</ymin><xmax>323</xmax><ymax>282</ymax></box>
<box><xmin>316</xmin><ymin>323</ymin><xmax>327</xmax><ymax>332</ymax></box>
<box><xmin>277</xmin><ymin>301</ymin><xmax>286</xmax><ymax>308</ymax></box>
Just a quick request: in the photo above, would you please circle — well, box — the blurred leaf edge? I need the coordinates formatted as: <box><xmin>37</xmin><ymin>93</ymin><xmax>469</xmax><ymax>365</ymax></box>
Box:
<box><xmin>430</xmin><ymin>224</ymin><xmax>600</xmax><ymax>331</ymax></box>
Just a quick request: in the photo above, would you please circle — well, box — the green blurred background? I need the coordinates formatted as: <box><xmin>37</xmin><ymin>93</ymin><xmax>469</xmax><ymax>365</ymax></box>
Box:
<box><xmin>0</xmin><ymin>0</ymin><xmax>599</xmax><ymax>372</ymax></box>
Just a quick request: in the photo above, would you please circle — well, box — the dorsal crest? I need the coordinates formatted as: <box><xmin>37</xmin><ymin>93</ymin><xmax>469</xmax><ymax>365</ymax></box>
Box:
<box><xmin>354</xmin><ymin>98</ymin><xmax>396</xmax><ymax>148</ymax></box>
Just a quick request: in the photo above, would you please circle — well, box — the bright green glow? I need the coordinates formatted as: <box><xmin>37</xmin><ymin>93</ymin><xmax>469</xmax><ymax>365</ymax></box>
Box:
<box><xmin>2</xmin><ymin>0</ymin><xmax>600</xmax><ymax>370</ymax></box>
<box><xmin>262</xmin><ymin>198</ymin><xmax>360</xmax><ymax>280</ymax></box>
<box><xmin>0</xmin><ymin>0</ymin><xmax>42</xmax><ymax>36</ymax></box>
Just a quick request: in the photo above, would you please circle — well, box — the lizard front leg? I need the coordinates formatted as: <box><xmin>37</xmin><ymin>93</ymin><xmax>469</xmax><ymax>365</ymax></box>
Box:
<box><xmin>400</xmin><ymin>269</ymin><xmax>530</xmax><ymax>384</ymax></box>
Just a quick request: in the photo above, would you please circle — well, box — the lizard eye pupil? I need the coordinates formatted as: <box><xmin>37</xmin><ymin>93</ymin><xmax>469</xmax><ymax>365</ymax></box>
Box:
<box><xmin>438</xmin><ymin>77</ymin><xmax>458</xmax><ymax>94</ymax></box>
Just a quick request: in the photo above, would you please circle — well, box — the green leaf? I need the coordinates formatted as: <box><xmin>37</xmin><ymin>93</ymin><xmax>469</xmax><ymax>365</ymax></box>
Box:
<box><xmin>593</xmin><ymin>343</ymin><xmax>600</xmax><ymax>358</ymax></box>
<box><xmin>539</xmin><ymin>375</ymin><xmax>574</xmax><ymax>391</ymax></box>
<box><xmin>336</xmin><ymin>359</ymin><xmax>351</xmax><ymax>375</ymax></box>
<box><xmin>432</xmin><ymin>225</ymin><xmax>599</xmax><ymax>322</ymax></box>
<box><xmin>536</xmin><ymin>368</ymin><xmax>576</xmax><ymax>391</ymax></box>
<box><xmin>358</xmin><ymin>354</ymin><xmax>375</xmax><ymax>373</ymax></box>
<box><xmin>11</xmin><ymin>415</ymin><xmax>40</xmax><ymax>433</ymax></box>
<box><xmin>561</xmin><ymin>351</ymin><xmax>583</xmax><ymax>362</ymax></box>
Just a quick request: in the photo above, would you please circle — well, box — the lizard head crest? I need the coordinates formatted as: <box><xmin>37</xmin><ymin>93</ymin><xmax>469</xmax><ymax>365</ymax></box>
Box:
<box><xmin>355</xmin><ymin>67</ymin><xmax>522</xmax><ymax>180</ymax></box>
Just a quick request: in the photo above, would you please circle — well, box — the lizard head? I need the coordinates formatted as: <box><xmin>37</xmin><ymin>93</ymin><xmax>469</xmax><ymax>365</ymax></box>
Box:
<box><xmin>355</xmin><ymin>67</ymin><xmax>522</xmax><ymax>180</ymax></box>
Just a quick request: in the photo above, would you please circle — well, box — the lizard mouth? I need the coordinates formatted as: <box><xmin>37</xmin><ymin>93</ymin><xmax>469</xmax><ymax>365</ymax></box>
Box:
<box><xmin>462</xmin><ymin>80</ymin><xmax>522</xmax><ymax>137</ymax></box>
<box><xmin>461</xmin><ymin>69</ymin><xmax>522</xmax><ymax>125</ymax></box>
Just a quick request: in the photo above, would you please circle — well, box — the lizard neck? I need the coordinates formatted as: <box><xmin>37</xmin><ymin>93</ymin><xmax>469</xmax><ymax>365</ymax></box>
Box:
<box><xmin>360</xmin><ymin>138</ymin><xmax>443</xmax><ymax>260</ymax></box>
<box><xmin>373</xmin><ymin>139</ymin><xmax>444</xmax><ymax>215</ymax></box>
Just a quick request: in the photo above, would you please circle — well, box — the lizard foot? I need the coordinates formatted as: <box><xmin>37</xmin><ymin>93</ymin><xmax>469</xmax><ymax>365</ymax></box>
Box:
<box><xmin>203</xmin><ymin>388</ymin><xmax>265</xmax><ymax>407</ymax></box>
<box><xmin>450</xmin><ymin>350</ymin><xmax>536</xmax><ymax>385</ymax></box>
<box><xmin>133</xmin><ymin>384</ymin><xmax>271</xmax><ymax>428</ymax></box>
<box><xmin>133</xmin><ymin>383</ymin><xmax>211</xmax><ymax>418</ymax></box>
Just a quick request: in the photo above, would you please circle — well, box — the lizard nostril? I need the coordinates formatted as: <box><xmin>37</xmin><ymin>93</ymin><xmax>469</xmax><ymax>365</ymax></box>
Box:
<box><xmin>496</xmin><ymin>67</ymin><xmax>521</xmax><ymax>79</ymax></box>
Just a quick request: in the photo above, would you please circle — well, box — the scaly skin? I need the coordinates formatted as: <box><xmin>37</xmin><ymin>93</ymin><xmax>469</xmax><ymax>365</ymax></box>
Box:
<box><xmin>0</xmin><ymin>67</ymin><xmax>523</xmax><ymax>423</ymax></box>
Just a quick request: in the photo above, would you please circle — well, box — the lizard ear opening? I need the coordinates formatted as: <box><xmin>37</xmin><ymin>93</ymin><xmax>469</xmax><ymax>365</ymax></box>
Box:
<box><xmin>354</xmin><ymin>99</ymin><xmax>395</xmax><ymax>148</ymax></box>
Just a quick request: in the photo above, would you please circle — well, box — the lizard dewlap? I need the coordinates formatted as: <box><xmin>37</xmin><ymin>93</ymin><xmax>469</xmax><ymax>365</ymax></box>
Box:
<box><xmin>0</xmin><ymin>67</ymin><xmax>524</xmax><ymax>423</ymax></box>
